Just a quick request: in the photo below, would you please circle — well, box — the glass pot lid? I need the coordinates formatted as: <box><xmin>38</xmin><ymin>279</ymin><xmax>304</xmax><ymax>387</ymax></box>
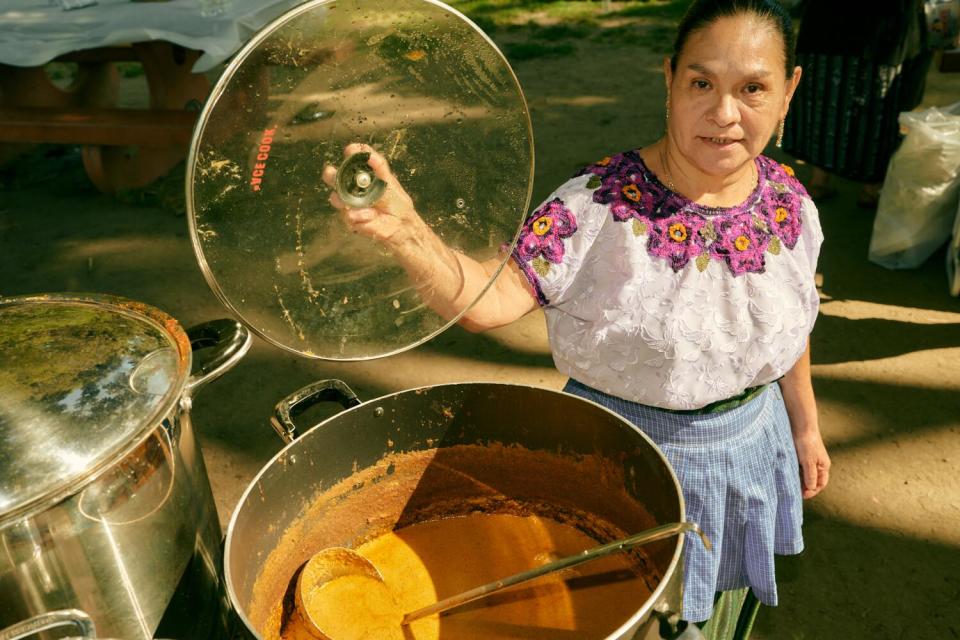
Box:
<box><xmin>0</xmin><ymin>295</ymin><xmax>190</xmax><ymax>522</ymax></box>
<box><xmin>186</xmin><ymin>0</ymin><xmax>534</xmax><ymax>361</ymax></box>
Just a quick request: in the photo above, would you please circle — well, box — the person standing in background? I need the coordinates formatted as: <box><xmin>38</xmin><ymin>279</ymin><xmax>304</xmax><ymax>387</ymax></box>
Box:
<box><xmin>782</xmin><ymin>0</ymin><xmax>932</xmax><ymax>207</ymax></box>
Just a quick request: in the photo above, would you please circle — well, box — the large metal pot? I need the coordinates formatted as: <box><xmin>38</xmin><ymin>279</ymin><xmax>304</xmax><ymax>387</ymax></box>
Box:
<box><xmin>0</xmin><ymin>294</ymin><xmax>252</xmax><ymax>640</ymax></box>
<box><xmin>225</xmin><ymin>380</ymin><xmax>698</xmax><ymax>640</ymax></box>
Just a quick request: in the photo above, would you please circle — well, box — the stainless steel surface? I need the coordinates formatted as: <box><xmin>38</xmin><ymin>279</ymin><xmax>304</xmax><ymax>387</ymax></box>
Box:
<box><xmin>0</xmin><ymin>296</ymin><xmax>252</xmax><ymax>640</ymax></box>
<box><xmin>225</xmin><ymin>382</ymin><xmax>688</xmax><ymax>640</ymax></box>
<box><xmin>0</xmin><ymin>608</ymin><xmax>95</xmax><ymax>640</ymax></box>
<box><xmin>0</xmin><ymin>294</ymin><xmax>189</xmax><ymax>524</ymax></box>
<box><xmin>401</xmin><ymin>521</ymin><xmax>709</xmax><ymax>625</ymax></box>
<box><xmin>186</xmin><ymin>0</ymin><xmax>535</xmax><ymax>361</ymax></box>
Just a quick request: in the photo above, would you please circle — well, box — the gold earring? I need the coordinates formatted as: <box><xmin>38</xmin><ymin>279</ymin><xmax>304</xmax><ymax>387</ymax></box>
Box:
<box><xmin>665</xmin><ymin>98</ymin><xmax>671</xmax><ymax>126</ymax></box>
<box><xmin>776</xmin><ymin>119</ymin><xmax>785</xmax><ymax>148</ymax></box>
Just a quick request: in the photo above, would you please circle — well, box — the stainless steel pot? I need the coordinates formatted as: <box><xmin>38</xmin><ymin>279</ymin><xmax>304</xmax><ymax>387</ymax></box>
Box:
<box><xmin>225</xmin><ymin>380</ymin><xmax>700</xmax><ymax>640</ymax></box>
<box><xmin>0</xmin><ymin>294</ymin><xmax>252</xmax><ymax>640</ymax></box>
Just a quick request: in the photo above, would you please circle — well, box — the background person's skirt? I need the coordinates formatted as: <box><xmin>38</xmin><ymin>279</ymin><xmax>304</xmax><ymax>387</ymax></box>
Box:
<box><xmin>782</xmin><ymin>51</ymin><xmax>932</xmax><ymax>183</ymax></box>
<box><xmin>562</xmin><ymin>380</ymin><xmax>804</xmax><ymax>626</ymax></box>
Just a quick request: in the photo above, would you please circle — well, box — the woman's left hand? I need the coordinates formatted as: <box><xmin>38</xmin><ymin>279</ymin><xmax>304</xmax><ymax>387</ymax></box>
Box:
<box><xmin>793</xmin><ymin>428</ymin><xmax>830</xmax><ymax>499</ymax></box>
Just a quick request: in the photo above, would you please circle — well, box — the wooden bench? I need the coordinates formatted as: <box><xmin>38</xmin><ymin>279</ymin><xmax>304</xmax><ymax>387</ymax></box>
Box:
<box><xmin>0</xmin><ymin>41</ymin><xmax>209</xmax><ymax>192</ymax></box>
<box><xmin>0</xmin><ymin>107</ymin><xmax>197</xmax><ymax>147</ymax></box>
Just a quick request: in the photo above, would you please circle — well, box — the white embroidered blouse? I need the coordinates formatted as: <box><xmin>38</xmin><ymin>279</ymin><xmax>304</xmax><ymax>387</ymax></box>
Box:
<box><xmin>511</xmin><ymin>151</ymin><xmax>823</xmax><ymax>410</ymax></box>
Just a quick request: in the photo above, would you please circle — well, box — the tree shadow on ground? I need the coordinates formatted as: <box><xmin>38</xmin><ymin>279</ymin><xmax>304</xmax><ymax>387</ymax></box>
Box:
<box><xmin>812</xmin><ymin>376</ymin><xmax>959</xmax><ymax>442</ymax></box>
<box><xmin>756</xmin><ymin>510</ymin><xmax>960</xmax><ymax>640</ymax></box>
<box><xmin>811</xmin><ymin>314</ymin><xmax>960</xmax><ymax>365</ymax></box>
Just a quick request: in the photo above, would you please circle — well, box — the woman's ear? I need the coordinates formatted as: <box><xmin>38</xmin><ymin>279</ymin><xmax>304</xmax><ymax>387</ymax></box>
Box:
<box><xmin>663</xmin><ymin>56</ymin><xmax>673</xmax><ymax>92</ymax></box>
<box><xmin>783</xmin><ymin>65</ymin><xmax>802</xmax><ymax>118</ymax></box>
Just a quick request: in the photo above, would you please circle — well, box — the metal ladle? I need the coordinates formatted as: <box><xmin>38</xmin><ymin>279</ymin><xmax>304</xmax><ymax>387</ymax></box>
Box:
<box><xmin>295</xmin><ymin>521</ymin><xmax>710</xmax><ymax>637</ymax></box>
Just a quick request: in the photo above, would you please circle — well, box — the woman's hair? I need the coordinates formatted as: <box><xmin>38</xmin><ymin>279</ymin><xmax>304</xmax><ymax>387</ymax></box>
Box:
<box><xmin>671</xmin><ymin>0</ymin><xmax>796</xmax><ymax>77</ymax></box>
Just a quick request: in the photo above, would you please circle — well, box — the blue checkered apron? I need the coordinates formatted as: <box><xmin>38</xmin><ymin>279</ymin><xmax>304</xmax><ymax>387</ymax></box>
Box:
<box><xmin>563</xmin><ymin>379</ymin><xmax>805</xmax><ymax>624</ymax></box>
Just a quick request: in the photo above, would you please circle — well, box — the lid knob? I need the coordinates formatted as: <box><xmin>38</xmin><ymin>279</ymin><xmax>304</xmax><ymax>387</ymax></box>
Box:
<box><xmin>335</xmin><ymin>152</ymin><xmax>387</xmax><ymax>208</ymax></box>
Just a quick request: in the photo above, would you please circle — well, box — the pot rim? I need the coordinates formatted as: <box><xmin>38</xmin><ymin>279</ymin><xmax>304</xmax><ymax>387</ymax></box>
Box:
<box><xmin>224</xmin><ymin>381</ymin><xmax>686</xmax><ymax>639</ymax></box>
<box><xmin>0</xmin><ymin>292</ymin><xmax>192</xmax><ymax>527</ymax></box>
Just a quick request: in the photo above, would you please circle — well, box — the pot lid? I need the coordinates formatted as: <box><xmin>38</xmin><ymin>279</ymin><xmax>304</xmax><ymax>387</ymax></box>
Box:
<box><xmin>186</xmin><ymin>0</ymin><xmax>533</xmax><ymax>360</ymax></box>
<box><xmin>0</xmin><ymin>295</ymin><xmax>190</xmax><ymax>522</ymax></box>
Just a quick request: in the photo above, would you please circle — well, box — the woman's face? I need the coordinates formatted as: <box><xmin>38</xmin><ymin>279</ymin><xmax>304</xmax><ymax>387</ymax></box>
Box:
<box><xmin>665</xmin><ymin>13</ymin><xmax>801</xmax><ymax>177</ymax></box>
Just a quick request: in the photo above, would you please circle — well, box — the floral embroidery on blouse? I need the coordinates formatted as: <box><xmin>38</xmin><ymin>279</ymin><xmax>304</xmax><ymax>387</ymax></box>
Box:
<box><xmin>515</xmin><ymin>197</ymin><xmax>578</xmax><ymax>278</ymax></box>
<box><xmin>578</xmin><ymin>151</ymin><xmax>807</xmax><ymax>276</ymax></box>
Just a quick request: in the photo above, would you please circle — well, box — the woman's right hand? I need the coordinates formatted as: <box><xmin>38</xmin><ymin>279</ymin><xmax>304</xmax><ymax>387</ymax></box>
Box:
<box><xmin>322</xmin><ymin>143</ymin><xmax>424</xmax><ymax>247</ymax></box>
<box><xmin>322</xmin><ymin>142</ymin><xmax>538</xmax><ymax>331</ymax></box>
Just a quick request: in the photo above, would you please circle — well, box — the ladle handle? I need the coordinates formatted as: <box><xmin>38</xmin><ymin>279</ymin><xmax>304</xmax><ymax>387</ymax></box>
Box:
<box><xmin>402</xmin><ymin>521</ymin><xmax>710</xmax><ymax>625</ymax></box>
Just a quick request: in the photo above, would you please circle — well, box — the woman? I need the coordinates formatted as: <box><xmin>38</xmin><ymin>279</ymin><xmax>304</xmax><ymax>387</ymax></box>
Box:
<box><xmin>782</xmin><ymin>0</ymin><xmax>932</xmax><ymax>206</ymax></box>
<box><xmin>324</xmin><ymin>1</ymin><xmax>831</xmax><ymax>637</ymax></box>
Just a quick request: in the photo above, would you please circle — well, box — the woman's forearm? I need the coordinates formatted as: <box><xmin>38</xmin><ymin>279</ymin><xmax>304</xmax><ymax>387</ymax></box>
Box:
<box><xmin>325</xmin><ymin>148</ymin><xmax>537</xmax><ymax>331</ymax></box>
<box><xmin>779</xmin><ymin>340</ymin><xmax>831</xmax><ymax>498</ymax></box>
<box><xmin>778</xmin><ymin>340</ymin><xmax>819</xmax><ymax>435</ymax></box>
<box><xmin>385</xmin><ymin>217</ymin><xmax>535</xmax><ymax>331</ymax></box>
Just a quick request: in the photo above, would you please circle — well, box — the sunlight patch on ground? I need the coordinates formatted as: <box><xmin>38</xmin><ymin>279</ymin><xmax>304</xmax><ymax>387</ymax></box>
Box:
<box><xmin>57</xmin><ymin>236</ymin><xmax>183</xmax><ymax>260</ymax></box>
<box><xmin>813</xmin><ymin>350</ymin><xmax>960</xmax><ymax>391</ymax></box>
<box><xmin>809</xmin><ymin>423</ymin><xmax>960</xmax><ymax>547</ymax></box>
<box><xmin>544</xmin><ymin>95</ymin><xmax>618</xmax><ymax>107</ymax></box>
<box><xmin>324</xmin><ymin>348</ymin><xmax>564</xmax><ymax>394</ymax></box>
<box><xmin>819</xmin><ymin>299</ymin><xmax>960</xmax><ymax>323</ymax></box>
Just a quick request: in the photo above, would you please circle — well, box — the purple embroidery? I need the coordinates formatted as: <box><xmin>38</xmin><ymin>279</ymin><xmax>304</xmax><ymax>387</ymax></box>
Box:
<box><xmin>575</xmin><ymin>149</ymin><xmax>642</xmax><ymax>179</ymax></box>
<box><xmin>647</xmin><ymin>212</ymin><xmax>707</xmax><ymax>272</ymax></box>
<box><xmin>516</xmin><ymin>198</ymin><xmax>578</xmax><ymax>264</ymax></box>
<box><xmin>595</xmin><ymin>171</ymin><xmax>649</xmax><ymax>221</ymax></box>
<box><xmin>763</xmin><ymin>188</ymin><xmax>803</xmax><ymax>249</ymax></box>
<box><xmin>710</xmin><ymin>213</ymin><xmax>770</xmax><ymax>275</ymax></box>
<box><xmin>580</xmin><ymin>152</ymin><xmax>806</xmax><ymax>277</ymax></box>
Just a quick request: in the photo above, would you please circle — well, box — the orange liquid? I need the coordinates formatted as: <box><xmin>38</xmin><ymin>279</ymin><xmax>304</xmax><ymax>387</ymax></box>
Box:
<box><xmin>293</xmin><ymin>513</ymin><xmax>653</xmax><ymax>640</ymax></box>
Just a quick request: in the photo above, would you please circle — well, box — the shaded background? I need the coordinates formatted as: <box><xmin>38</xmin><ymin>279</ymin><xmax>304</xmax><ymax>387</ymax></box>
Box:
<box><xmin>2</xmin><ymin>1</ymin><xmax>959</xmax><ymax>638</ymax></box>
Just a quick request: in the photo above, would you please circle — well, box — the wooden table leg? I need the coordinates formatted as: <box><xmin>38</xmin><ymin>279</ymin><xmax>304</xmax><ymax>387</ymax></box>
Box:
<box><xmin>81</xmin><ymin>42</ymin><xmax>210</xmax><ymax>192</ymax></box>
<box><xmin>0</xmin><ymin>62</ymin><xmax>118</xmax><ymax>166</ymax></box>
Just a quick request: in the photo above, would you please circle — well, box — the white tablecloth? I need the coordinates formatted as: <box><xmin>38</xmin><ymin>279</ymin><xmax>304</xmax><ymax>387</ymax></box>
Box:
<box><xmin>0</xmin><ymin>0</ymin><xmax>304</xmax><ymax>71</ymax></box>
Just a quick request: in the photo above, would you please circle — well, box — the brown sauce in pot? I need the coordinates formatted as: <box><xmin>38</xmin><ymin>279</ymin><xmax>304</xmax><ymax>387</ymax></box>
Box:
<box><xmin>283</xmin><ymin>512</ymin><xmax>652</xmax><ymax>640</ymax></box>
<box><xmin>252</xmin><ymin>444</ymin><xmax>671</xmax><ymax>640</ymax></box>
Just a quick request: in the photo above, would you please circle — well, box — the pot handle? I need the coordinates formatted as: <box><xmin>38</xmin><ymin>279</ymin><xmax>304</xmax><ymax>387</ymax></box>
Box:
<box><xmin>184</xmin><ymin>319</ymin><xmax>252</xmax><ymax>394</ymax></box>
<box><xmin>0</xmin><ymin>609</ymin><xmax>95</xmax><ymax>640</ymax></box>
<box><xmin>270</xmin><ymin>379</ymin><xmax>362</xmax><ymax>443</ymax></box>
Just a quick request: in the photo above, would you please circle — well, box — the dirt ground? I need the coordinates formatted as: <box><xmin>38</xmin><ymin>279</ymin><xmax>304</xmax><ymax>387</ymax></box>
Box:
<box><xmin>3</xmin><ymin>14</ymin><xmax>960</xmax><ymax>640</ymax></box>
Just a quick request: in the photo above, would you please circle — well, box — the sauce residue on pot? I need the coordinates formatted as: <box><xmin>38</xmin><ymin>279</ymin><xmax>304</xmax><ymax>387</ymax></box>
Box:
<box><xmin>283</xmin><ymin>512</ymin><xmax>652</xmax><ymax>640</ymax></box>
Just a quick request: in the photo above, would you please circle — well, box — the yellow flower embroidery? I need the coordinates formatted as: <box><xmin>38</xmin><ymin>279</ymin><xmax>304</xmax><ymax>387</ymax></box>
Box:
<box><xmin>404</xmin><ymin>49</ymin><xmax>427</xmax><ymax>61</ymax></box>
<box><xmin>533</xmin><ymin>216</ymin><xmax>553</xmax><ymax>236</ymax></box>
<box><xmin>598</xmin><ymin>156</ymin><xmax>611</xmax><ymax>166</ymax></box>
<box><xmin>781</xmin><ymin>164</ymin><xmax>795</xmax><ymax>177</ymax></box>
<box><xmin>775</xmin><ymin>206</ymin><xmax>790</xmax><ymax>223</ymax></box>
<box><xmin>734</xmin><ymin>235</ymin><xmax>751</xmax><ymax>251</ymax></box>
<box><xmin>622</xmin><ymin>184</ymin><xmax>642</xmax><ymax>202</ymax></box>
<box><xmin>668</xmin><ymin>223</ymin><xmax>688</xmax><ymax>243</ymax></box>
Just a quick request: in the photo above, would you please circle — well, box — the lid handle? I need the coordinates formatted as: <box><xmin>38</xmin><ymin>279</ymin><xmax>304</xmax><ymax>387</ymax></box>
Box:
<box><xmin>334</xmin><ymin>152</ymin><xmax>387</xmax><ymax>208</ymax></box>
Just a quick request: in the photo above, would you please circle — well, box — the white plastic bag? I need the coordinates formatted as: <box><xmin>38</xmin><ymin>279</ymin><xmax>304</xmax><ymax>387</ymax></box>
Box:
<box><xmin>868</xmin><ymin>101</ymin><xmax>960</xmax><ymax>270</ymax></box>
<box><xmin>948</xmin><ymin>198</ymin><xmax>960</xmax><ymax>296</ymax></box>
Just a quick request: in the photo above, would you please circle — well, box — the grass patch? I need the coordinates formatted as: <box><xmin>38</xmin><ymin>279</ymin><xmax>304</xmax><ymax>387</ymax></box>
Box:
<box><xmin>450</xmin><ymin>0</ymin><xmax>688</xmax><ymax>53</ymax></box>
<box><xmin>503</xmin><ymin>41</ymin><xmax>577</xmax><ymax>60</ymax></box>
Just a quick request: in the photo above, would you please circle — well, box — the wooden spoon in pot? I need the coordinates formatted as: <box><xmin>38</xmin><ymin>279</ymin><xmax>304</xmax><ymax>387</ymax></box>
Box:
<box><xmin>295</xmin><ymin>521</ymin><xmax>710</xmax><ymax>638</ymax></box>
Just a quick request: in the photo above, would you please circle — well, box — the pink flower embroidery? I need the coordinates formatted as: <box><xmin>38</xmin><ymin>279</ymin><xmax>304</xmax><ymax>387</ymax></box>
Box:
<box><xmin>710</xmin><ymin>213</ymin><xmax>770</xmax><ymax>275</ymax></box>
<box><xmin>516</xmin><ymin>198</ymin><xmax>577</xmax><ymax>264</ymax></box>
<box><xmin>647</xmin><ymin>212</ymin><xmax>707</xmax><ymax>272</ymax></box>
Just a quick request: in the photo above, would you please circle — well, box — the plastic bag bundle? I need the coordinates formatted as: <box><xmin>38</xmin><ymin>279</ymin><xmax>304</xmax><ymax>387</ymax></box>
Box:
<box><xmin>868</xmin><ymin>101</ymin><xmax>960</xmax><ymax>270</ymax></box>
